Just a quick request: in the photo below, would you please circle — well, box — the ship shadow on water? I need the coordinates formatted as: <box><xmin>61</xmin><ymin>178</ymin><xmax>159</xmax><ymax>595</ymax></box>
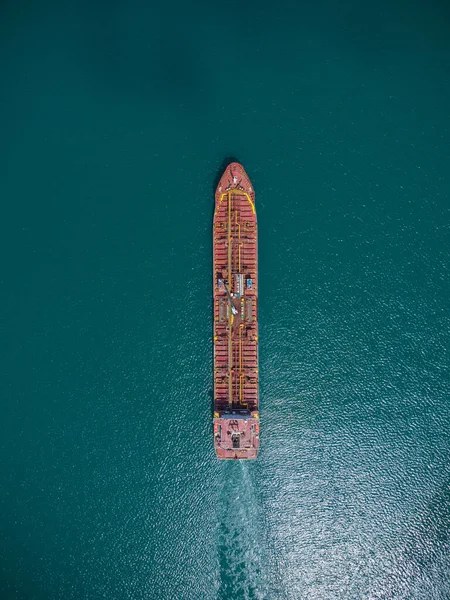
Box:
<box><xmin>208</xmin><ymin>388</ymin><xmax>215</xmax><ymax>431</ymax></box>
<box><xmin>216</xmin><ymin>462</ymin><xmax>269</xmax><ymax>600</ymax></box>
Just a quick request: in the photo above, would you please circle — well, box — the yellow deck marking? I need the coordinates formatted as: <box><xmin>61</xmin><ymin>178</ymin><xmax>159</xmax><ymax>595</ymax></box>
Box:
<box><xmin>217</xmin><ymin>190</ymin><xmax>255</xmax><ymax>214</ymax></box>
<box><xmin>228</xmin><ymin>325</ymin><xmax>232</xmax><ymax>411</ymax></box>
<box><xmin>227</xmin><ymin>191</ymin><xmax>233</xmax><ymax>411</ymax></box>
<box><xmin>227</xmin><ymin>192</ymin><xmax>232</xmax><ymax>282</ymax></box>
<box><xmin>239</xmin><ymin>329</ymin><xmax>242</xmax><ymax>403</ymax></box>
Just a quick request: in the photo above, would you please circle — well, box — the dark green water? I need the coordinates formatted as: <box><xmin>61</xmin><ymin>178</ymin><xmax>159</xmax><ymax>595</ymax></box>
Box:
<box><xmin>1</xmin><ymin>1</ymin><xmax>450</xmax><ymax>598</ymax></box>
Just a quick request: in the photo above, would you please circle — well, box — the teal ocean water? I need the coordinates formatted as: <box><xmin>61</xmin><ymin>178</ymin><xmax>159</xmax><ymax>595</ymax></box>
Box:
<box><xmin>1</xmin><ymin>1</ymin><xmax>450</xmax><ymax>598</ymax></box>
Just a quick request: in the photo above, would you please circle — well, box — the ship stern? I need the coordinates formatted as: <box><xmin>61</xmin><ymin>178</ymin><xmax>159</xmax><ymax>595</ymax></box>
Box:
<box><xmin>213</xmin><ymin>414</ymin><xmax>259</xmax><ymax>459</ymax></box>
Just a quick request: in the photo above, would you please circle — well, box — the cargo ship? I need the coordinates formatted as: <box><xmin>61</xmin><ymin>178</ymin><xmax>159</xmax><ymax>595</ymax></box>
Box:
<box><xmin>213</xmin><ymin>163</ymin><xmax>259</xmax><ymax>459</ymax></box>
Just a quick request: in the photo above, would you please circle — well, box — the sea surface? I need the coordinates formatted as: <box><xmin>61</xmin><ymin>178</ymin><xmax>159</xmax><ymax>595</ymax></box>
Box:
<box><xmin>1</xmin><ymin>1</ymin><xmax>449</xmax><ymax>599</ymax></box>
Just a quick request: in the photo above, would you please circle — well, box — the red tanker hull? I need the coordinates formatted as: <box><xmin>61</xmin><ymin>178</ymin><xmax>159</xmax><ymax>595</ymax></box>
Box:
<box><xmin>213</xmin><ymin>163</ymin><xmax>259</xmax><ymax>459</ymax></box>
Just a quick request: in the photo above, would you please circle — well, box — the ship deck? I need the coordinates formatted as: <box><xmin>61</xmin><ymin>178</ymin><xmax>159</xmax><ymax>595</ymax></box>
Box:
<box><xmin>213</xmin><ymin>163</ymin><xmax>259</xmax><ymax>459</ymax></box>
